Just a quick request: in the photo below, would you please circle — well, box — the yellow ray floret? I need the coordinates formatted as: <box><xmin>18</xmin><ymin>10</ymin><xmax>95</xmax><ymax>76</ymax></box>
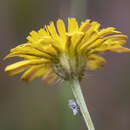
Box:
<box><xmin>4</xmin><ymin>17</ymin><xmax>129</xmax><ymax>82</ymax></box>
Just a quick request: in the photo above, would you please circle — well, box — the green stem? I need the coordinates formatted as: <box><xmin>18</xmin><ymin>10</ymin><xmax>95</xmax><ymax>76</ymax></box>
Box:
<box><xmin>70</xmin><ymin>79</ymin><xmax>95</xmax><ymax>130</ymax></box>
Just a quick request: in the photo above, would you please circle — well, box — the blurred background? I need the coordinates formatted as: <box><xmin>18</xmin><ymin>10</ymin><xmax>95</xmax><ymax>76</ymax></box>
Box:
<box><xmin>0</xmin><ymin>0</ymin><xmax>130</xmax><ymax>130</ymax></box>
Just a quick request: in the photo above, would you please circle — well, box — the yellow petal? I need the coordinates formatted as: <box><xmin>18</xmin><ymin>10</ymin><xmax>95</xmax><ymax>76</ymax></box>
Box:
<box><xmin>66</xmin><ymin>32</ymin><xmax>84</xmax><ymax>55</ymax></box>
<box><xmin>43</xmin><ymin>73</ymin><xmax>57</xmax><ymax>83</ymax></box>
<box><xmin>57</xmin><ymin>19</ymin><xmax>66</xmax><ymax>40</ymax></box>
<box><xmin>38</xmin><ymin>28</ymin><xmax>50</xmax><ymax>37</ymax></box>
<box><xmin>78</xmin><ymin>22</ymin><xmax>100</xmax><ymax>50</ymax></box>
<box><xmin>5</xmin><ymin>59</ymin><xmax>48</xmax><ymax>76</ymax></box>
<box><xmin>105</xmin><ymin>45</ymin><xmax>130</xmax><ymax>53</ymax></box>
<box><xmin>68</xmin><ymin>18</ymin><xmax>79</xmax><ymax>33</ymax></box>
<box><xmin>42</xmin><ymin>68</ymin><xmax>53</xmax><ymax>80</ymax></box>
<box><xmin>87</xmin><ymin>55</ymin><xmax>106</xmax><ymax>70</ymax></box>
<box><xmin>79</xmin><ymin>19</ymin><xmax>91</xmax><ymax>32</ymax></box>
<box><xmin>85</xmin><ymin>35</ymin><xmax>127</xmax><ymax>54</ymax></box>
<box><xmin>104</xmin><ymin>34</ymin><xmax>128</xmax><ymax>41</ymax></box>
<box><xmin>80</xmin><ymin>33</ymin><xmax>128</xmax><ymax>54</ymax></box>
<box><xmin>47</xmin><ymin>21</ymin><xmax>60</xmax><ymax>40</ymax></box>
<box><xmin>10</xmin><ymin>43</ymin><xmax>53</xmax><ymax>60</ymax></box>
<box><xmin>85</xmin><ymin>39</ymin><xmax>105</xmax><ymax>52</ymax></box>
<box><xmin>21</xmin><ymin>65</ymin><xmax>47</xmax><ymax>82</ymax></box>
<box><xmin>26</xmin><ymin>31</ymin><xmax>40</xmax><ymax>43</ymax></box>
<box><xmin>4</xmin><ymin>53</ymin><xmax>38</xmax><ymax>60</ymax></box>
<box><xmin>91</xmin><ymin>21</ymin><xmax>101</xmax><ymax>32</ymax></box>
<box><xmin>5</xmin><ymin>60</ymin><xmax>31</xmax><ymax>76</ymax></box>
<box><xmin>27</xmin><ymin>29</ymin><xmax>50</xmax><ymax>43</ymax></box>
<box><xmin>79</xmin><ymin>27</ymin><xmax>121</xmax><ymax>51</ymax></box>
<box><xmin>98</xmin><ymin>27</ymin><xmax>121</xmax><ymax>38</ymax></box>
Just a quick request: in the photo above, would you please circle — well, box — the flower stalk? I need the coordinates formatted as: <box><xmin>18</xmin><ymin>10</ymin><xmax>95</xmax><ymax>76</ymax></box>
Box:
<box><xmin>70</xmin><ymin>78</ymin><xmax>95</xmax><ymax>130</ymax></box>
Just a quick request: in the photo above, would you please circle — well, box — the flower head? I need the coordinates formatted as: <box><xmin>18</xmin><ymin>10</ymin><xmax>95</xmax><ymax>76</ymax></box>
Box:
<box><xmin>4</xmin><ymin>18</ymin><xmax>129</xmax><ymax>82</ymax></box>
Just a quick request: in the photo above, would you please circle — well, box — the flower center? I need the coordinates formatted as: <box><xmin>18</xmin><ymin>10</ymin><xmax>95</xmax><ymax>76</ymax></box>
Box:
<box><xmin>53</xmin><ymin>53</ymin><xmax>86</xmax><ymax>80</ymax></box>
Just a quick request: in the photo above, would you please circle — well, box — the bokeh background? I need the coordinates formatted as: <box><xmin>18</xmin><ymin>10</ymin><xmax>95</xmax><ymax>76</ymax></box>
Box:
<box><xmin>0</xmin><ymin>0</ymin><xmax>130</xmax><ymax>130</ymax></box>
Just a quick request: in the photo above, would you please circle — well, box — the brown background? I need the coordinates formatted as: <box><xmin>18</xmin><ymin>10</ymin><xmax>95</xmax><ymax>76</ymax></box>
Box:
<box><xmin>0</xmin><ymin>0</ymin><xmax>130</xmax><ymax>130</ymax></box>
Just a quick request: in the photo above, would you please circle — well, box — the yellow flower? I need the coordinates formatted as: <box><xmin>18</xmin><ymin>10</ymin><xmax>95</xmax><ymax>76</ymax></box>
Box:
<box><xmin>4</xmin><ymin>18</ymin><xmax>129</xmax><ymax>82</ymax></box>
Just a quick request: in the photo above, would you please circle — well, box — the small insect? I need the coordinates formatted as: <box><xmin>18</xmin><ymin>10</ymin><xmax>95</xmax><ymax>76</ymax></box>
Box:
<box><xmin>68</xmin><ymin>99</ymin><xmax>80</xmax><ymax>116</ymax></box>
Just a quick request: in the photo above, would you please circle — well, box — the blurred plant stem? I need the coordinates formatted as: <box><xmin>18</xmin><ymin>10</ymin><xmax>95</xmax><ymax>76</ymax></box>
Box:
<box><xmin>70</xmin><ymin>79</ymin><xmax>95</xmax><ymax>130</ymax></box>
<box><xmin>70</xmin><ymin>0</ymin><xmax>87</xmax><ymax>19</ymax></box>
<box><xmin>59</xmin><ymin>82</ymin><xmax>79</xmax><ymax>130</ymax></box>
